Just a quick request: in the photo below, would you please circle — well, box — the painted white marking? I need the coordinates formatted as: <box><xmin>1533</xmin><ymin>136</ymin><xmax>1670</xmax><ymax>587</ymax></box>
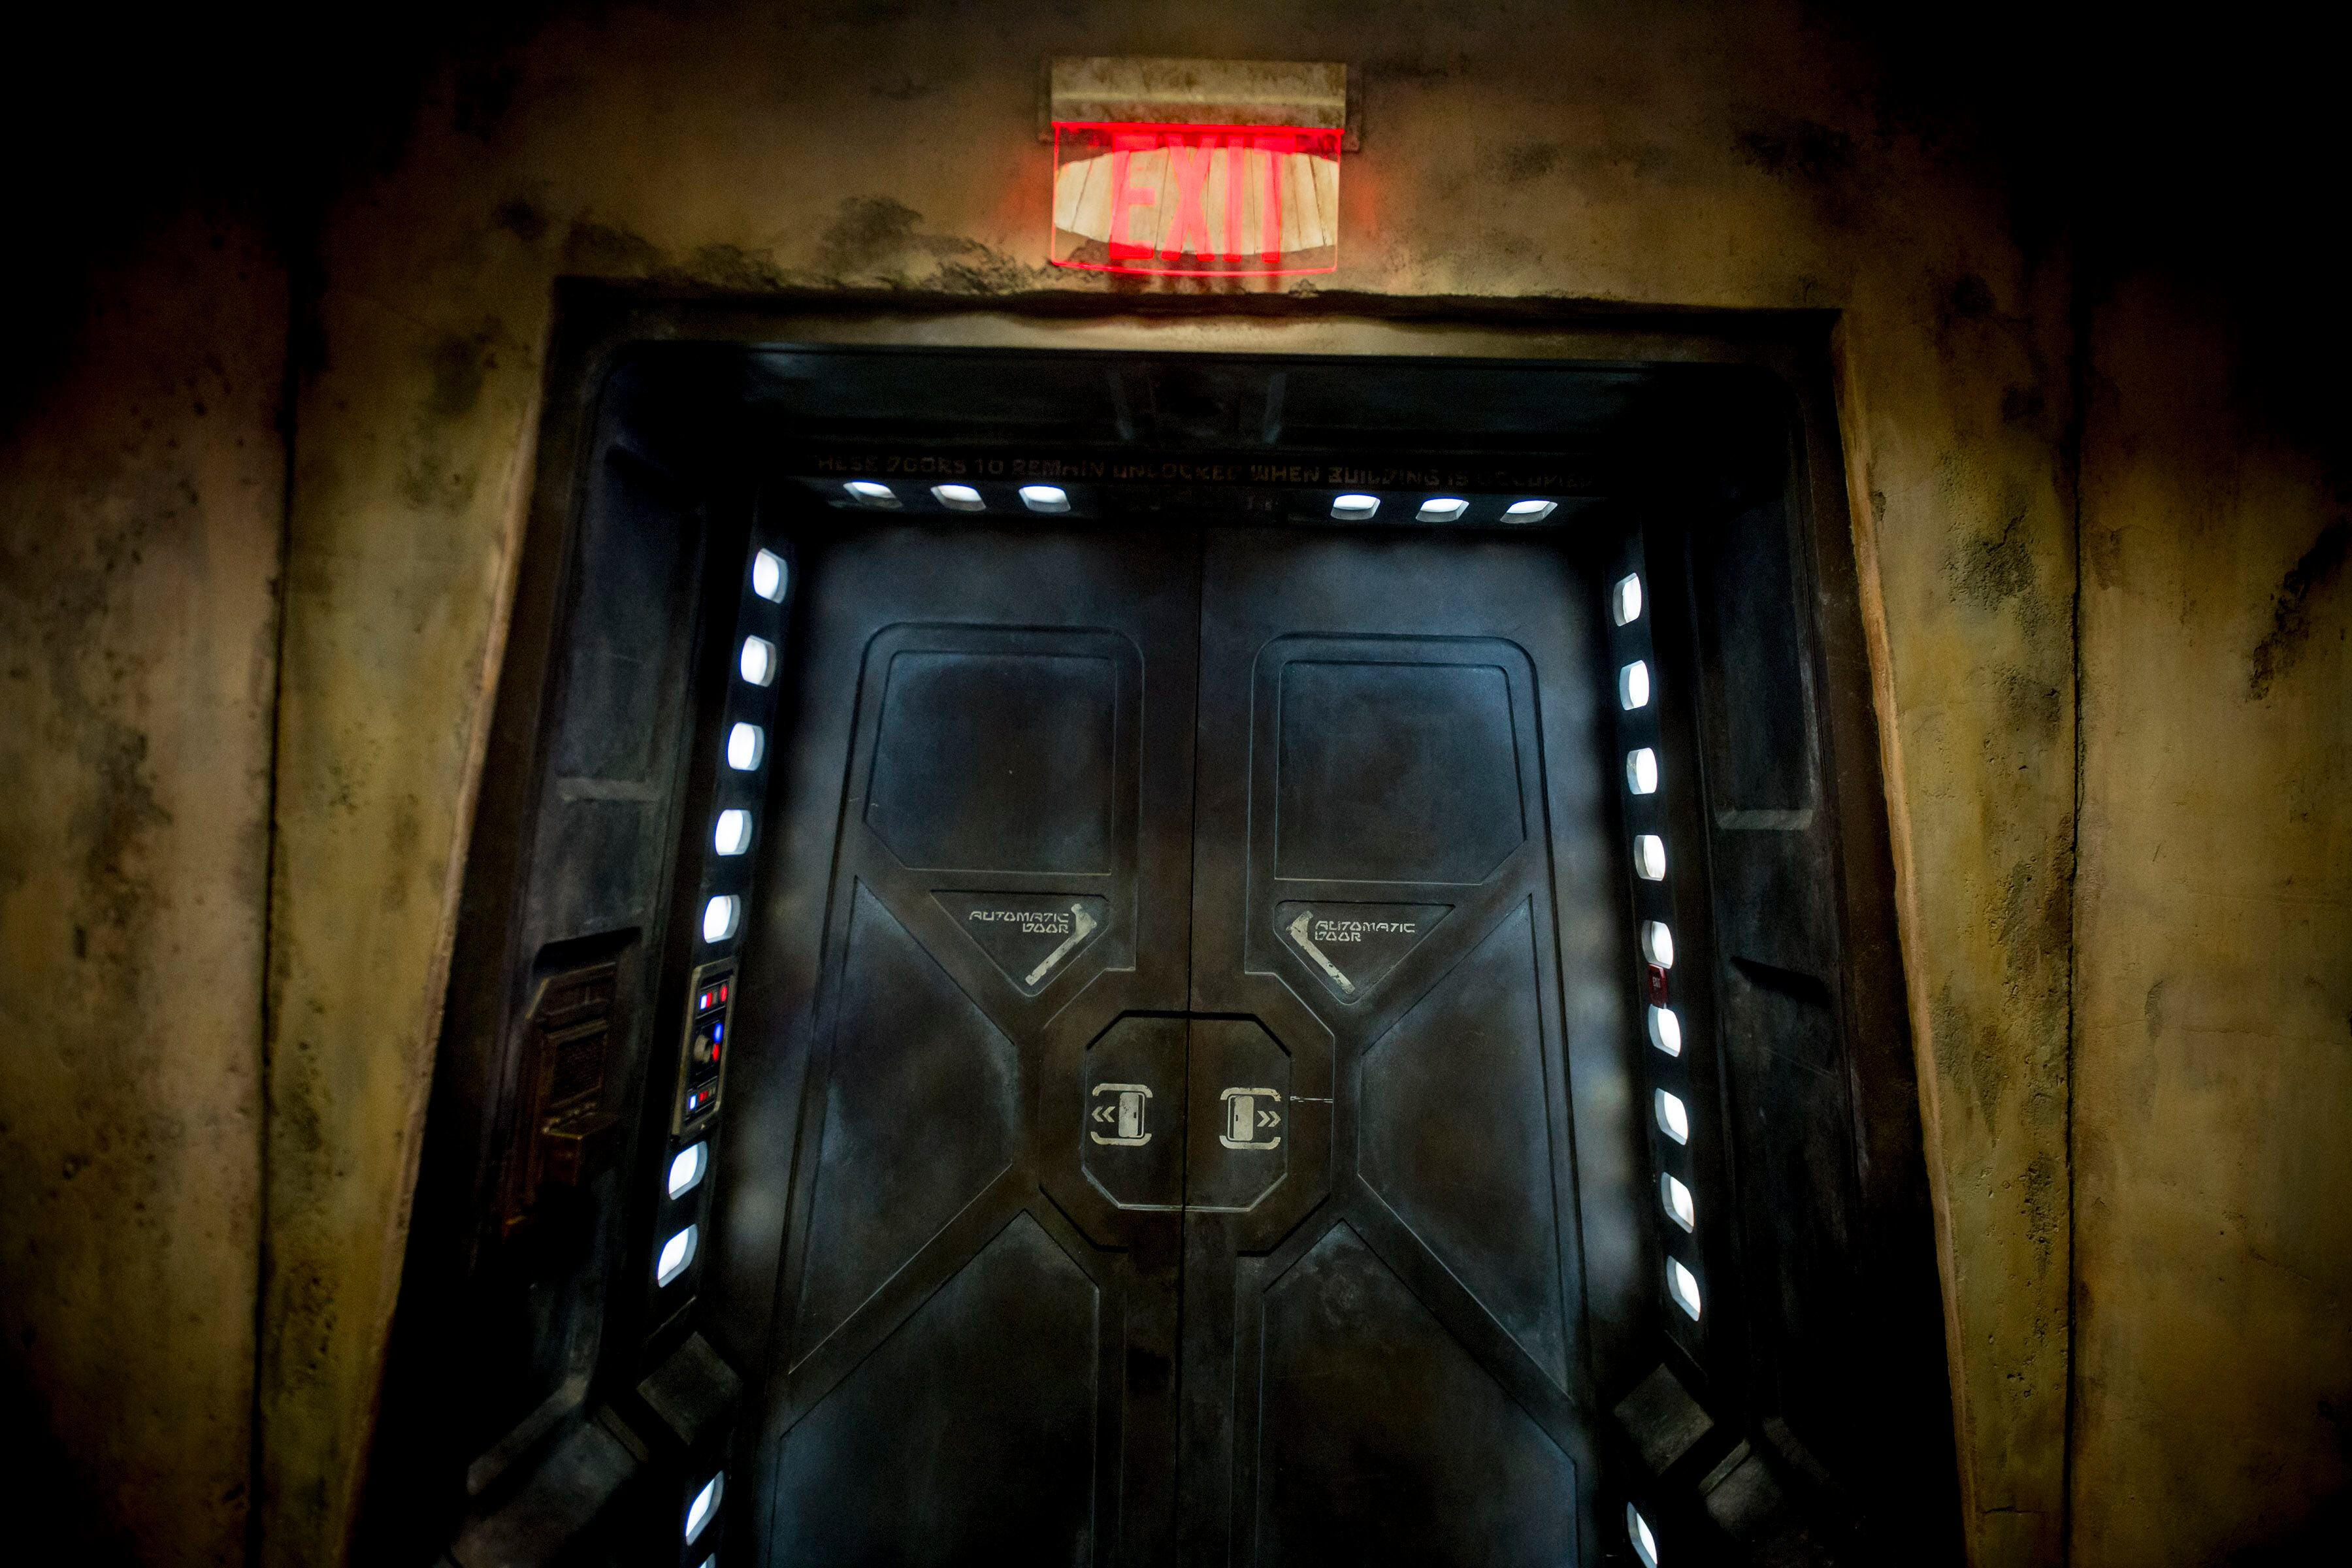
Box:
<box><xmin>1089</xmin><ymin>1081</ymin><xmax>1152</xmax><ymax>1147</ymax></box>
<box><xmin>1024</xmin><ymin>902</ymin><xmax>1100</xmax><ymax>988</ymax></box>
<box><xmin>1284</xmin><ymin>910</ymin><xmax>1355</xmax><ymax>995</ymax></box>
<box><xmin>1218</xmin><ymin>1086</ymin><xmax>1284</xmax><ymax>1151</ymax></box>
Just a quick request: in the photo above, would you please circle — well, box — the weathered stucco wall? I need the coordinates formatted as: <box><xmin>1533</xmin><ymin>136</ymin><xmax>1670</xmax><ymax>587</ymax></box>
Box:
<box><xmin>0</xmin><ymin>204</ymin><xmax>286</xmax><ymax>1565</ymax></box>
<box><xmin>2072</xmin><ymin>273</ymin><xmax>2352</xmax><ymax>1565</ymax></box>
<box><xmin>259</xmin><ymin>5</ymin><xmax>2076</xmax><ymax>1564</ymax></box>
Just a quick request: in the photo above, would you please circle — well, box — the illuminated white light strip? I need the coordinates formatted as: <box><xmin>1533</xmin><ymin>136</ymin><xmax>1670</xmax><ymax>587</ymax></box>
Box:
<box><xmin>1641</xmin><ymin>920</ymin><xmax>1674</xmax><ymax>968</ymax></box>
<box><xmin>751</xmin><ymin>548</ymin><xmax>787</xmax><ymax>602</ymax></box>
<box><xmin>668</xmin><ymin>1143</ymin><xmax>709</xmax><ymax>1200</ymax></box>
<box><xmin>1416</xmin><ymin>497</ymin><xmax>1468</xmax><ymax>522</ymax></box>
<box><xmin>843</xmin><ymin>480</ymin><xmax>896</xmax><ymax>506</ymax></box>
<box><xmin>739</xmin><ymin>636</ymin><xmax>777</xmax><ymax>687</ymax></box>
<box><xmin>685</xmin><ymin>1473</ymin><xmax>724</xmax><ymax>1544</ymax></box>
<box><xmin>727</xmin><ymin>723</ymin><xmax>765</xmax><ymax>771</ymax></box>
<box><xmin>932</xmin><ymin>483</ymin><xmax>984</xmax><ymax>511</ymax></box>
<box><xmin>1647</xmin><ymin>1005</ymin><xmax>1683</xmax><ymax>1058</ymax></box>
<box><xmin>1618</xmin><ymin>660</ymin><xmax>1651</xmax><ymax>710</ymax></box>
<box><xmin>1019</xmin><ymin>484</ymin><xmax>1070</xmax><ymax>514</ymax></box>
<box><xmin>1654</xmin><ymin>1088</ymin><xmax>1690</xmax><ymax>1145</ymax></box>
<box><xmin>1661</xmin><ymin>1172</ymin><xmax>1697</xmax><ymax>1232</ymax></box>
<box><xmin>1625</xmin><ymin>748</ymin><xmax>1659</xmax><ymax>795</ymax></box>
<box><xmin>655</xmin><ymin>1224</ymin><xmax>698</xmax><ymax>1287</ymax></box>
<box><xmin>1505</xmin><ymin>498</ymin><xmax>1558</xmax><ymax>521</ymax></box>
<box><xmin>702</xmin><ymin>896</ymin><xmax>741</xmax><ymax>944</ymax></box>
<box><xmin>1611</xmin><ymin>572</ymin><xmax>1644</xmax><ymax>626</ymax></box>
<box><xmin>1633</xmin><ymin>834</ymin><xmax>1667</xmax><ymax>881</ymax></box>
<box><xmin>1331</xmin><ymin>493</ymin><xmax>1379</xmax><ymax>521</ymax></box>
<box><xmin>1667</xmin><ymin>1258</ymin><xmax>1703</xmax><ymax>1320</ymax></box>
<box><xmin>1628</xmin><ymin>1503</ymin><xmax>1661</xmax><ymax>1568</ymax></box>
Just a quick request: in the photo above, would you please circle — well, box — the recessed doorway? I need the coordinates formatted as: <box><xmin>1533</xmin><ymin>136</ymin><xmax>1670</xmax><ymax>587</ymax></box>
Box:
<box><xmin>367</xmin><ymin>310</ymin><xmax>1959</xmax><ymax>1568</ymax></box>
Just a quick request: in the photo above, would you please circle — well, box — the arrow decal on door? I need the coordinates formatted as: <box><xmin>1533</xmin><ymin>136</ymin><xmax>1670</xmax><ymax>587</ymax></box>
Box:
<box><xmin>1286</xmin><ymin>910</ymin><xmax>1356</xmax><ymax>995</ymax></box>
<box><xmin>1026</xmin><ymin>903</ymin><xmax>1101</xmax><ymax>988</ymax></box>
<box><xmin>1218</xmin><ymin>1086</ymin><xmax>1284</xmax><ymax>1151</ymax></box>
<box><xmin>1275</xmin><ymin>902</ymin><xmax>1453</xmax><ymax>1002</ymax></box>
<box><xmin>932</xmin><ymin>891</ymin><xmax>1111</xmax><ymax>996</ymax></box>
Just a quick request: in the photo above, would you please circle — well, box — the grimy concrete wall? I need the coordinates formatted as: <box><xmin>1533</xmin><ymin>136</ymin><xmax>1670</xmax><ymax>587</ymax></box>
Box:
<box><xmin>0</xmin><ymin>5</ymin><xmax>2342</xmax><ymax>1567</ymax></box>
<box><xmin>0</xmin><ymin>204</ymin><xmax>286</xmax><ymax>1566</ymax></box>
<box><xmin>2071</xmin><ymin>274</ymin><xmax>2352</xmax><ymax>1563</ymax></box>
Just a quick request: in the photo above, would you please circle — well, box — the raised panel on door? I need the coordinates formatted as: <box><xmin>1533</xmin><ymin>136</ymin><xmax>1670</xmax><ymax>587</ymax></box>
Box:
<box><xmin>1184</xmin><ymin>528</ymin><xmax>1613</xmax><ymax>1567</ymax></box>
<box><xmin>747</xmin><ymin>523</ymin><xmax>1200</xmax><ymax>1568</ymax></box>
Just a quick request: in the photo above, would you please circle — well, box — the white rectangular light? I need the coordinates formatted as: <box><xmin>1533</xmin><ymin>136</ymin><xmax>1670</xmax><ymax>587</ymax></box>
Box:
<box><xmin>1646</xmin><ymin>1005</ymin><xmax>1683</xmax><ymax>1057</ymax></box>
<box><xmin>1667</xmin><ymin>1257</ymin><xmax>1703</xmax><ymax>1320</ymax></box>
<box><xmin>1633</xmin><ymin>835</ymin><xmax>1667</xmax><ymax>881</ymax></box>
<box><xmin>1625</xmin><ymin>748</ymin><xmax>1659</xmax><ymax>795</ymax></box>
<box><xmin>1654</xmin><ymin>1088</ymin><xmax>1690</xmax><ymax>1145</ymax></box>
<box><xmin>1661</xmin><ymin>1172</ymin><xmax>1696</xmax><ymax>1232</ymax></box>
<box><xmin>702</xmin><ymin>896</ymin><xmax>742</xmax><ymax>943</ymax></box>
<box><xmin>714</xmin><ymin>809</ymin><xmax>752</xmax><ymax>857</ymax></box>
<box><xmin>751</xmin><ymin>548</ymin><xmax>787</xmax><ymax>601</ymax></box>
<box><xmin>656</xmin><ymin>1224</ymin><xmax>699</xmax><ymax>1287</ymax></box>
<box><xmin>668</xmin><ymin>1143</ymin><xmax>710</xmax><ymax>1200</ymax></box>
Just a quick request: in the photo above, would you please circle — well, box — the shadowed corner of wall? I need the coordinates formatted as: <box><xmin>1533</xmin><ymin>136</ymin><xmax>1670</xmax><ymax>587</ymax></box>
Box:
<box><xmin>2215</xmin><ymin>1486</ymin><xmax>2352</xmax><ymax>1568</ymax></box>
<box><xmin>0</xmin><ymin>1360</ymin><xmax>144</xmax><ymax>1568</ymax></box>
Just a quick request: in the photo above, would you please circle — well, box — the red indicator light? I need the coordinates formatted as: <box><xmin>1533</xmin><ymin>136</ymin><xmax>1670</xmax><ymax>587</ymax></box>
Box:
<box><xmin>1050</xmin><ymin>122</ymin><xmax>1341</xmax><ymax>278</ymax></box>
<box><xmin>1645</xmin><ymin>964</ymin><xmax>1671</xmax><ymax>1006</ymax></box>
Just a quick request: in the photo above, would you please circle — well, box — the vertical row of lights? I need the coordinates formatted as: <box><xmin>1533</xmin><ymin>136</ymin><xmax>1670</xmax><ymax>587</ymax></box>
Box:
<box><xmin>659</xmin><ymin>542</ymin><xmax>791</xmax><ymax>1563</ymax></box>
<box><xmin>1611</xmin><ymin>563</ymin><xmax>1698</xmax><ymax>1568</ymax></box>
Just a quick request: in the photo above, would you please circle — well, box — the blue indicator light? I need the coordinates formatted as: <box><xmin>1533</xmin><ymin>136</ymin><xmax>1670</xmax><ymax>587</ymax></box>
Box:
<box><xmin>712</xmin><ymin>1022</ymin><xmax>723</xmax><ymax>1042</ymax></box>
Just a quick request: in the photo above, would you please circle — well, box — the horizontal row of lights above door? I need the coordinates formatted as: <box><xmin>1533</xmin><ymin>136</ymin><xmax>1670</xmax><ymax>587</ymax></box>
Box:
<box><xmin>825</xmin><ymin>478</ymin><xmax>1571</xmax><ymax>525</ymax></box>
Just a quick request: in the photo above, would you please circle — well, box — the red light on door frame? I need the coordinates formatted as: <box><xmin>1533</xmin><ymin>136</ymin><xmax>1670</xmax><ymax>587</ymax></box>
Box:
<box><xmin>1049</xmin><ymin>122</ymin><xmax>1341</xmax><ymax>278</ymax></box>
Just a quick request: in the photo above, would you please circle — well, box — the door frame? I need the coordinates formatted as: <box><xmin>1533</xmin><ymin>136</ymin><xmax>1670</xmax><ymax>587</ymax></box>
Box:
<box><xmin>389</xmin><ymin>287</ymin><xmax>1949</xmax><ymax>1566</ymax></box>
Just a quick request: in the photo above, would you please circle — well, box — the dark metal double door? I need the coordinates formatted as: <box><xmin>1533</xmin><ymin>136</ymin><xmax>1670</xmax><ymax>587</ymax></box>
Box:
<box><xmin>759</xmin><ymin>523</ymin><xmax>1600</xmax><ymax>1566</ymax></box>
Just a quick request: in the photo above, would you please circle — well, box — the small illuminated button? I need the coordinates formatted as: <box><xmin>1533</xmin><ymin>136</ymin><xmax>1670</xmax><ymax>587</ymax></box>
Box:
<box><xmin>684</xmin><ymin>1473</ymin><xmax>723</xmax><ymax>1544</ymax></box>
<box><xmin>739</xmin><ymin>636</ymin><xmax>777</xmax><ymax>687</ymax></box>
<box><xmin>655</xmin><ymin>1224</ymin><xmax>698</xmax><ymax>1287</ymax></box>
<box><xmin>1647</xmin><ymin>1005</ymin><xmax>1683</xmax><ymax>1057</ymax></box>
<box><xmin>1667</xmin><ymin>1257</ymin><xmax>1703</xmax><ymax>1320</ymax></box>
<box><xmin>932</xmin><ymin>483</ymin><xmax>984</xmax><ymax>511</ymax></box>
<box><xmin>1504</xmin><ymin>498</ymin><xmax>1558</xmax><ymax>521</ymax></box>
<box><xmin>1661</xmin><ymin>1172</ymin><xmax>1697</xmax><ymax>1232</ymax></box>
<box><xmin>1019</xmin><ymin>485</ymin><xmax>1070</xmax><ymax>514</ymax></box>
<box><xmin>1611</xmin><ymin>572</ymin><xmax>1644</xmax><ymax>625</ymax></box>
<box><xmin>751</xmin><ymin>548</ymin><xmax>787</xmax><ymax>601</ymax></box>
<box><xmin>1633</xmin><ymin>834</ymin><xmax>1667</xmax><ymax>881</ymax></box>
<box><xmin>713</xmin><ymin>809</ymin><xmax>752</xmax><ymax>857</ymax></box>
<box><xmin>702</xmin><ymin>896</ymin><xmax>742</xmax><ymax>943</ymax></box>
<box><xmin>1655</xmin><ymin>1088</ymin><xmax>1690</xmax><ymax>1145</ymax></box>
<box><xmin>1331</xmin><ymin>493</ymin><xmax>1380</xmax><ymax>521</ymax></box>
<box><xmin>1628</xmin><ymin>1504</ymin><xmax>1661</xmax><ymax>1568</ymax></box>
<box><xmin>1641</xmin><ymin>920</ymin><xmax>1674</xmax><ymax>968</ymax></box>
<box><xmin>1625</xmin><ymin>748</ymin><xmax>1659</xmax><ymax>795</ymax></box>
<box><xmin>1618</xmin><ymin>660</ymin><xmax>1652</xmax><ymax>710</ymax></box>
<box><xmin>667</xmin><ymin>1143</ymin><xmax>709</xmax><ymax>1200</ymax></box>
<box><xmin>1415</xmin><ymin>497</ymin><xmax>1469</xmax><ymax>522</ymax></box>
<box><xmin>843</xmin><ymin>480</ymin><xmax>896</xmax><ymax>506</ymax></box>
<box><xmin>726</xmin><ymin>723</ymin><xmax>765</xmax><ymax>771</ymax></box>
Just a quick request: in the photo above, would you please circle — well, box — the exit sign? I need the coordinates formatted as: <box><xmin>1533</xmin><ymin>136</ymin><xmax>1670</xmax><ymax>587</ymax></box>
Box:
<box><xmin>1042</xmin><ymin>58</ymin><xmax>1348</xmax><ymax>278</ymax></box>
<box><xmin>1051</xmin><ymin>123</ymin><xmax>1342</xmax><ymax>277</ymax></box>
